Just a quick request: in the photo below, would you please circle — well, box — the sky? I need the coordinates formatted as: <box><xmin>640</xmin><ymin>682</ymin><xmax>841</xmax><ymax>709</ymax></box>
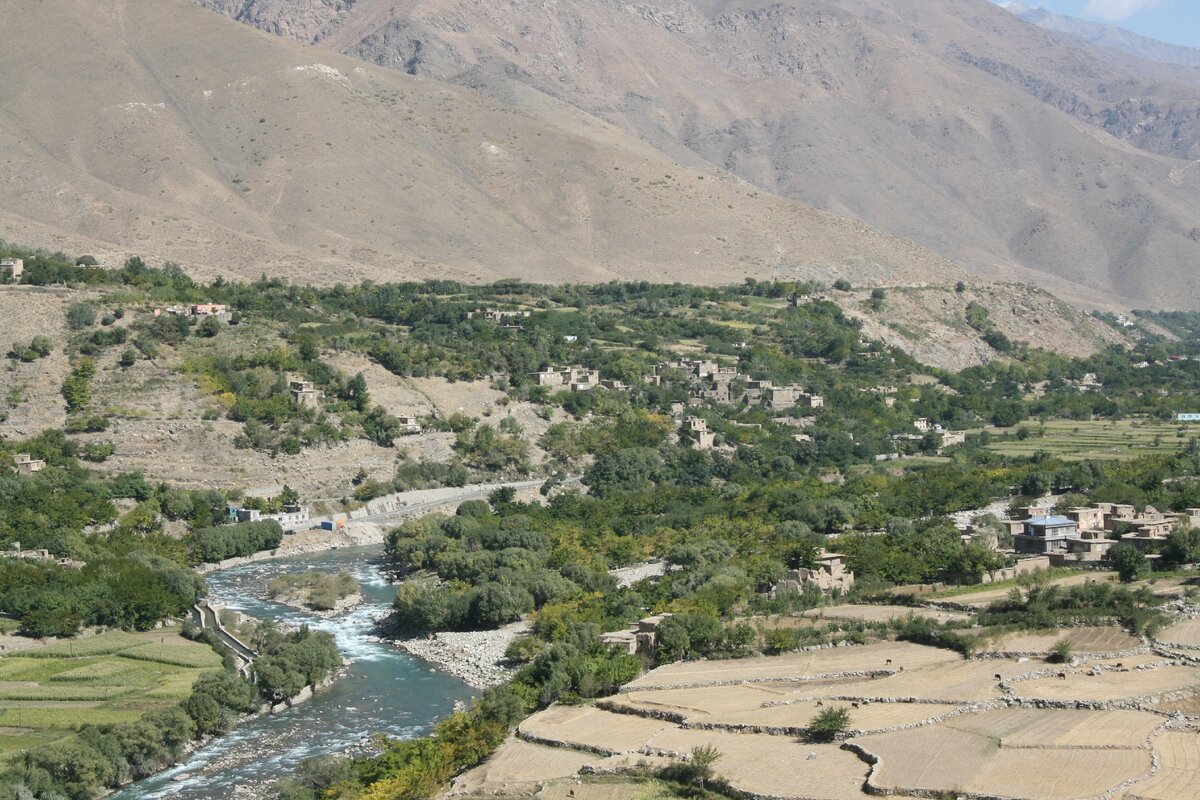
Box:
<box><xmin>994</xmin><ymin>0</ymin><xmax>1200</xmax><ymax>49</ymax></box>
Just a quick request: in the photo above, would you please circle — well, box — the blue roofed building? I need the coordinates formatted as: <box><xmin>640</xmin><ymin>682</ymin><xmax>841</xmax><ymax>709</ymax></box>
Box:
<box><xmin>1014</xmin><ymin>515</ymin><xmax>1080</xmax><ymax>554</ymax></box>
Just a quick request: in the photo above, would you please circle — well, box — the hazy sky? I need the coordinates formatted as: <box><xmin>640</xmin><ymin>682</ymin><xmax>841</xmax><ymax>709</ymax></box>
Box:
<box><xmin>996</xmin><ymin>0</ymin><xmax>1200</xmax><ymax>49</ymax></box>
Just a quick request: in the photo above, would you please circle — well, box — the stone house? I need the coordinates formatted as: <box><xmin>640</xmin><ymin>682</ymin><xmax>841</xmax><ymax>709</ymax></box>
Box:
<box><xmin>771</xmin><ymin>550</ymin><xmax>854</xmax><ymax>596</ymax></box>
<box><xmin>289</xmin><ymin>379</ymin><xmax>321</xmax><ymax>409</ymax></box>
<box><xmin>1</xmin><ymin>257</ymin><xmax>23</xmax><ymax>281</ymax></box>
<box><xmin>530</xmin><ymin>366</ymin><xmax>599</xmax><ymax>390</ymax></box>
<box><xmin>13</xmin><ymin>453</ymin><xmax>45</xmax><ymax>474</ymax></box>
<box><xmin>397</xmin><ymin>415</ymin><xmax>422</xmax><ymax>433</ymax></box>
<box><xmin>684</xmin><ymin>417</ymin><xmax>716</xmax><ymax>450</ymax></box>
<box><xmin>233</xmin><ymin>503</ymin><xmax>311</xmax><ymax>532</ymax></box>
<box><xmin>192</xmin><ymin>303</ymin><xmax>227</xmax><ymax>316</ymax></box>
<box><xmin>466</xmin><ymin>308</ymin><xmax>530</xmax><ymax>322</ymax></box>
<box><xmin>600</xmin><ymin>613</ymin><xmax>672</xmax><ymax>656</ymax></box>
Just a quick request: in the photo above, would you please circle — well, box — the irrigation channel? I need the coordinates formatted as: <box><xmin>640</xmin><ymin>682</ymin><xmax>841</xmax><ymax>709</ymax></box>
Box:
<box><xmin>112</xmin><ymin>546</ymin><xmax>476</xmax><ymax>800</ymax></box>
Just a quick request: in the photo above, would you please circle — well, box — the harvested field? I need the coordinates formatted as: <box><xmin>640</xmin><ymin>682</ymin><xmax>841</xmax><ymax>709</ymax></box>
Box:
<box><xmin>642</xmin><ymin>729</ymin><xmax>873</xmax><ymax>799</ymax></box>
<box><xmin>450</xmin><ymin>738</ymin><xmax>603</xmax><ymax>794</ymax></box>
<box><xmin>492</xmin><ymin>642</ymin><xmax>1200</xmax><ymax>800</ymax></box>
<box><xmin>802</xmin><ymin>604</ymin><xmax>969</xmax><ymax>625</ymax></box>
<box><xmin>942</xmin><ymin>707</ymin><xmax>1162</xmax><ymax>747</ymax></box>
<box><xmin>981</xmin><ymin>626</ymin><xmax>1143</xmax><ymax>655</ymax></box>
<box><xmin>856</xmin><ymin>721</ymin><xmax>1152</xmax><ymax>799</ymax></box>
<box><xmin>518</xmin><ymin>706</ymin><xmax>669</xmax><ymax>754</ymax></box>
<box><xmin>603</xmin><ymin>686</ymin><xmax>959</xmax><ymax>733</ymax></box>
<box><xmin>1120</xmin><ymin>731</ymin><xmax>1200</xmax><ymax>800</ymax></box>
<box><xmin>790</xmin><ymin>658</ymin><xmax>1032</xmax><ymax>703</ymax></box>
<box><xmin>1013</xmin><ymin>666</ymin><xmax>1200</xmax><ymax>703</ymax></box>
<box><xmin>625</xmin><ymin>642</ymin><xmax>957</xmax><ymax>690</ymax></box>
<box><xmin>1156</xmin><ymin>619</ymin><xmax>1200</xmax><ymax>648</ymax></box>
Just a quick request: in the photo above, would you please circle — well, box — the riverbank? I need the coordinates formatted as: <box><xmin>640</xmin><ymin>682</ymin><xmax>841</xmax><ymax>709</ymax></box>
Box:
<box><xmin>195</xmin><ymin>523</ymin><xmax>386</xmax><ymax>575</ymax></box>
<box><xmin>386</xmin><ymin>620</ymin><xmax>530</xmax><ymax>690</ymax></box>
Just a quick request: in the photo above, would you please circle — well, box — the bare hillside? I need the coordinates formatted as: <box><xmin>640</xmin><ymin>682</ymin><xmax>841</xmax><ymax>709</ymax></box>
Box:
<box><xmin>194</xmin><ymin>0</ymin><xmax>1200</xmax><ymax>309</ymax></box>
<box><xmin>0</xmin><ymin>0</ymin><xmax>967</xmax><ymax>289</ymax></box>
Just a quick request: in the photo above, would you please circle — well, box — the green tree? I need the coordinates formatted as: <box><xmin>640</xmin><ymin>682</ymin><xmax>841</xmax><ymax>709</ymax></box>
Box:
<box><xmin>344</xmin><ymin>372</ymin><xmax>370</xmax><ymax>412</ymax></box>
<box><xmin>1162</xmin><ymin>528</ymin><xmax>1200</xmax><ymax>565</ymax></box>
<box><xmin>61</xmin><ymin>357</ymin><xmax>96</xmax><ymax>413</ymax></box>
<box><xmin>1109</xmin><ymin>543</ymin><xmax>1147</xmax><ymax>583</ymax></box>
<box><xmin>809</xmin><ymin>706</ymin><xmax>851</xmax><ymax>742</ymax></box>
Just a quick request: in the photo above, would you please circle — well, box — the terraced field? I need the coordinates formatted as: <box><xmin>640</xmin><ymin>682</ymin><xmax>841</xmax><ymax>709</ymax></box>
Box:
<box><xmin>986</xmin><ymin>420</ymin><xmax>1192</xmax><ymax>461</ymax></box>
<box><xmin>455</xmin><ymin>631</ymin><xmax>1200</xmax><ymax>800</ymax></box>
<box><xmin>0</xmin><ymin>628</ymin><xmax>221</xmax><ymax>764</ymax></box>
<box><xmin>980</xmin><ymin>625</ymin><xmax>1144</xmax><ymax>655</ymax></box>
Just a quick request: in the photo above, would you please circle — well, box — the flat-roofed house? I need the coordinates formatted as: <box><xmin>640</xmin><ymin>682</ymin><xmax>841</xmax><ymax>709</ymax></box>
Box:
<box><xmin>1014</xmin><ymin>515</ymin><xmax>1079</xmax><ymax>554</ymax></box>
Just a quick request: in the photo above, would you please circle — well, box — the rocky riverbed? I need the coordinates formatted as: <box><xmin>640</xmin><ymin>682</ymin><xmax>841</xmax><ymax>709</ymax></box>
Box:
<box><xmin>387</xmin><ymin>620</ymin><xmax>530</xmax><ymax>689</ymax></box>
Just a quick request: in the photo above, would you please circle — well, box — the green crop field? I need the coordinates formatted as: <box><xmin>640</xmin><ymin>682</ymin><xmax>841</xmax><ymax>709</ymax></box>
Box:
<box><xmin>985</xmin><ymin>419</ymin><xmax>1196</xmax><ymax>461</ymax></box>
<box><xmin>0</xmin><ymin>627</ymin><xmax>221</xmax><ymax>764</ymax></box>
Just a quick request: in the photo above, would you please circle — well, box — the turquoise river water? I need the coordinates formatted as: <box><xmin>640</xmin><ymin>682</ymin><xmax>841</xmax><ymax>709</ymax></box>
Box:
<box><xmin>111</xmin><ymin>546</ymin><xmax>475</xmax><ymax>799</ymax></box>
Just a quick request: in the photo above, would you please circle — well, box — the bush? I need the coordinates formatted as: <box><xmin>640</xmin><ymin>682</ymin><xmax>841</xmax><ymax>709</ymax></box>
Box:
<box><xmin>1047</xmin><ymin>638</ymin><xmax>1072</xmax><ymax>664</ymax></box>
<box><xmin>808</xmin><ymin>706</ymin><xmax>851</xmax><ymax>742</ymax></box>
<box><xmin>67</xmin><ymin>302</ymin><xmax>96</xmax><ymax>330</ymax></box>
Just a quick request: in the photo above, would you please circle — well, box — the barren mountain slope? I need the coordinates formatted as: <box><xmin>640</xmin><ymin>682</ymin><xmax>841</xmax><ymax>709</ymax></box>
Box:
<box><xmin>194</xmin><ymin>0</ymin><xmax>1200</xmax><ymax>309</ymax></box>
<box><xmin>0</xmin><ymin>0</ymin><xmax>969</xmax><ymax>288</ymax></box>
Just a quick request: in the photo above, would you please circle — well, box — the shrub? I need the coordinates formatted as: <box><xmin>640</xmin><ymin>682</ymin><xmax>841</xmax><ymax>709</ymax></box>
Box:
<box><xmin>808</xmin><ymin>706</ymin><xmax>851</xmax><ymax>742</ymax></box>
<box><xmin>67</xmin><ymin>302</ymin><xmax>96</xmax><ymax>330</ymax></box>
<box><xmin>1047</xmin><ymin>638</ymin><xmax>1072</xmax><ymax>664</ymax></box>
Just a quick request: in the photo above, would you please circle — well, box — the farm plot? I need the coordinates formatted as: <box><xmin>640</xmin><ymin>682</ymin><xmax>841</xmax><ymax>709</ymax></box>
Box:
<box><xmin>855</xmin><ymin>720</ymin><xmax>1151</xmax><ymax>799</ymax></box>
<box><xmin>450</xmin><ymin>737</ymin><xmax>604</xmax><ymax>794</ymax></box>
<box><xmin>1156</xmin><ymin>619</ymin><xmax>1200</xmax><ymax>648</ymax></box>
<box><xmin>1119</xmin><ymin>731</ymin><xmax>1200</xmax><ymax>800</ymax></box>
<box><xmin>518</xmin><ymin>706</ymin><xmax>669</xmax><ymax>754</ymax></box>
<box><xmin>0</xmin><ymin>627</ymin><xmax>220</xmax><ymax>761</ymax></box>
<box><xmin>980</xmin><ymin>625</ymin><xmax>1143</xmax><ymax>655</ymax></box>
<box><xmin>1012</xmin><ymin>665</ymin><xmax>1200</xmax><ymax>704</ymax></box>
<box><xmin>642</xmin><ymin>728</ymin><xmax>873</xmax><ymax>800</ymax></box>
<box><xmin>802</xmin><ymin>605</ymin><xmax>970</xmax><ymax>625</ymax></box>
<box><xmin>946</xmin><ymin>572</ymin><xmax>1115</xmax><ymax>607</ymax></box>
<box><xmin>941</xmin><ymin>707</ymin><xmax>1163</xmax><ymax>748</ymax></box>
<box><xmin>603</xmin><ymin>685</ymin><xmax>960</xmax><ymax>734</ymax></box>
<box><xmin>986</xmin><ymin>420</ymin><xmax>1189</xmax><ymax>461</ymax></box>
<box><xmin>788</xmin><ymin>658</ymin><xmax>1030</xmax><ymax>704</ymax></box>
<box><xmin>625</xmin><ymin>642</ymin><xmax>957</xmax><ymax>690</ymax></box>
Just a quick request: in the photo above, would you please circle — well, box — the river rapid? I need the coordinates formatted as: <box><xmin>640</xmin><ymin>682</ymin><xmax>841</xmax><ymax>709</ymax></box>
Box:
<box><xmin>112</xmin><ymin>546</ymin><xmax>475</xmax><ymax>800</ymax></box>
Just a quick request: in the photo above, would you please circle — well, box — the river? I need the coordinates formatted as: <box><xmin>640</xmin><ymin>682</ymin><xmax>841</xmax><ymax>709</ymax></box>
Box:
<box><xmin>112</xmin><ymin>546</ymin><xmax>475</xmax><ymax>800</ymax></box>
